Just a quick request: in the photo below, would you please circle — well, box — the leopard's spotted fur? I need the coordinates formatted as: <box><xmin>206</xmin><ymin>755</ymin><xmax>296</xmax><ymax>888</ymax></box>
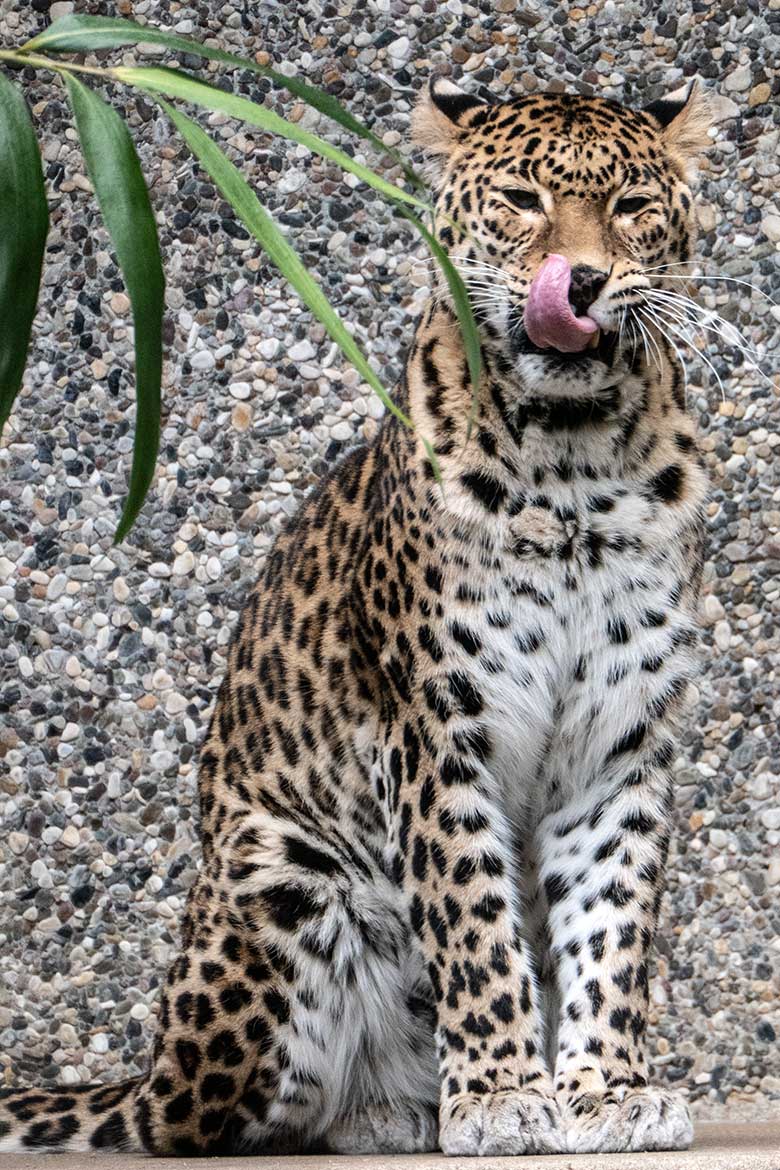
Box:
<box><xmin>1</xmin><ymin>78</ymin><xmax>715</xmax><ymax>1156</ymax></box>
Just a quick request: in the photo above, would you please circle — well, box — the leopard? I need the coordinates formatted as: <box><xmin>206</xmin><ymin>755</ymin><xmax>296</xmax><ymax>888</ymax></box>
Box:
<box><xmin>1</xmin><ymin>75</ymin><xmax>715</xmax><ymax>1157</ymax></box>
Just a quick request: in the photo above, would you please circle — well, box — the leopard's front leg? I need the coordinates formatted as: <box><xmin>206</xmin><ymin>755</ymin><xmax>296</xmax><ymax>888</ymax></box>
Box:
<box><xmin>538</xmin><ymin>743</ymin><xmax>693</xmax><ymax>1154</ymax></box>
<box><xmin>386</xmin><ymin>718</ymin><xmax>564</xmax><ymax>1156</ymax></box>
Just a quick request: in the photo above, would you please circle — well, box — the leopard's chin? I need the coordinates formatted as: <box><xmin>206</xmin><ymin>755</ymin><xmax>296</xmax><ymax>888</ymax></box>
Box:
<box><xmin>506</xmin><ymin>322</ymin><xmax>628</xmax><ymax>397</ymax></box>
<box><xmin>512</xmin><ymin>346</ymin><xmax>629</xmax><ymax>399</ymax></box>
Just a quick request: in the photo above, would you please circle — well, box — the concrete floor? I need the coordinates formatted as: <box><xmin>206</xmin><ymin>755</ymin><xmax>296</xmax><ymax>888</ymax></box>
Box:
<box><xmin>1</xmin><ymin>1122</ymin><xmax>779</xmax><ymax>1169</ymax></box>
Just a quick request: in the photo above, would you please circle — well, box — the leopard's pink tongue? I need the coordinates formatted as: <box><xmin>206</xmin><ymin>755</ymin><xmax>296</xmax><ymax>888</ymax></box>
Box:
<box><xmin>524</xmin><ymin>253</ymin><xmax>599</xmax><ymax>353</ymax></box>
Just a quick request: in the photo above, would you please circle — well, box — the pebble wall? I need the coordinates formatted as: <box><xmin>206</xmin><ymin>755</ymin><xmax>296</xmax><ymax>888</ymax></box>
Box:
<box><xmin>1</xmin><ymin>0</ymin><xmax>778</xmax><ymax>1119</ymax></box>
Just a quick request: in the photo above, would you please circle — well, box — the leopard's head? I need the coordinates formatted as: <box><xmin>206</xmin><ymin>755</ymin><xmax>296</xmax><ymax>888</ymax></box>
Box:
<box><xmin>413</xmin><ymin>79</ymin><xmax>712</xmax><ymax>398</ymax></box>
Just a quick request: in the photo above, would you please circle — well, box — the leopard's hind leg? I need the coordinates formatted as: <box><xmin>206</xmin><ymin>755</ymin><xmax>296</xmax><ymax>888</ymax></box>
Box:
<box><xmin>139</xmin><ymin>810</ymin><xmax>437</xmax><ymax>1155</ymax></box>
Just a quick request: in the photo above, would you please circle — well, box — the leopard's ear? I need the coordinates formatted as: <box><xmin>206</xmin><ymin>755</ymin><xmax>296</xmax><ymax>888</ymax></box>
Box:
<box><xmin>411</xmin><ymin>77</ymin><xmax>488</xmax><ymax>158</ymax></box>
<box><xmin>645</xmin><ymin>80</ymin><xmax>713</xmax><ymax>180</ymax></box>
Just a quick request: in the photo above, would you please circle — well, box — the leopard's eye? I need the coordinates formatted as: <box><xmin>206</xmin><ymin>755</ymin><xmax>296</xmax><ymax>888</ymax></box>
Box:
<box><xmin>614</xmin><ymin>195</ymin><xmax>652</xmax><ymax>215</ymax></box>
<box><xmin>502</xmin><ymin>189</ymin><xmax>542</xmax><ymax>212</ymax></box>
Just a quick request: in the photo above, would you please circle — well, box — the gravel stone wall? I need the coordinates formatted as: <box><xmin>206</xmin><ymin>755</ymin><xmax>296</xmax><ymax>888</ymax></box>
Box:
<box><xmin>1</xmin><ymin>0</ymin><xmax>778</xmax><ymax>1121</ymax></box>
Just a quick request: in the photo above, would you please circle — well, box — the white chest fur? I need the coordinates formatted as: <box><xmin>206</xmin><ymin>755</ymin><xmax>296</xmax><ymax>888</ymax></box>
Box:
<box><xmin>438</xmin><ymin>470</ymin><xmax>699</xmax><ymax>825</ymax></box>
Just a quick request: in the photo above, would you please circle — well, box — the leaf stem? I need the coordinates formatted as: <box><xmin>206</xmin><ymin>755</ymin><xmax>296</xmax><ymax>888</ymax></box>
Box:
<box><xmin>0</xmin><ymin>48</ymin><xmax>117</xmax><ymax>80</ymax></box>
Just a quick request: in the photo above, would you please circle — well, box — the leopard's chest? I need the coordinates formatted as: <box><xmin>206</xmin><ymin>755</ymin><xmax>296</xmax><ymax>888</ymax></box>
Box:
<box><xmin>435</xmin><ymin>479</ymin><xmax>692</xmax><ymax>811</ymax></box>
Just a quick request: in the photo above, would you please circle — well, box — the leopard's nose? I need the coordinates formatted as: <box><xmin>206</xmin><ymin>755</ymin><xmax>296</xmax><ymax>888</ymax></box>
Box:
<box><xmin>568</xmin><ymin>265</ymin><xmax>608</xmax><ymax>317</ymax></box>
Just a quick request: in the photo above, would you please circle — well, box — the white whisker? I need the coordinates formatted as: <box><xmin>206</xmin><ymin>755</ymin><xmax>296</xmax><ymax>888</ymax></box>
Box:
<box><xmin>638</xmin><ymin>303</ymin><xmax>727</xmax><ymax>402</ymax></box>
<box><xmin>643</xmin><ymin>289</ymin><xmax>770</xmax><ymax>362</ymax></box>
<box><xmin>640</xmin><ymin>291</ymin><xmax>774</xmax><ymax>383</ymax></box>
<box><xmin>627</xmin><ymin>317</ymin><xmax>641</xmax><ymax>367</ymax></box>
<box><xmin>643</xmin><ymin>270</ymin><xmax>778</xmax><ymax>308</ymax></box>
<box><xmin>457</xmin><ymin>279</ymin><xmax>511</xmax><ymax>291</ymax></box>
<box><xmin>632</xmin><ymin>312</ymin><xmax>663</xmax><ymax>376</ymax></box>
<box><xmin>634</xmin><ymin>304</ymin><xmax>690</xmax><ymax>403</ymax></box>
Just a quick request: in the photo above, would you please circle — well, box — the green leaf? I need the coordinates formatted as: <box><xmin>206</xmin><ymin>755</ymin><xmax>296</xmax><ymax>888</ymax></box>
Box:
<box><xmin>0</xmin><ymin>73</ymin><xmax>49</xmax><ymax>434</ymax></box>
<box><xmin>159</xmin><ymin>99</ymin><xmax>414</xmax><ymax>433</ymax></box>
<box><xmin>113</xmin><ymin>66</ymin><xmax>430</xmax><ymax>215</ymax></box>
<box><xmin>399</xmin><ymin>208</ymin><xmax>482</xmax><ymax>437</ymax></box>
<box><xmin>24</xmin><ymin>13</ymin><xmax>425</xmax><ymax>190</ymax></box>
<box><xmin>64</xmin><ymin>74</ymin><xmax>165</xmax><ymax>543</ymax></box>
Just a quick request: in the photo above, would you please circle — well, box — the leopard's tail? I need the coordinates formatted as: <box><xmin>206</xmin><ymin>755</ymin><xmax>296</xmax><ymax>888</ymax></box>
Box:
<box><xmin>0</xmin><ymin>1077</ymin><xmax>147</xmax><ymax>1154</ymax></box>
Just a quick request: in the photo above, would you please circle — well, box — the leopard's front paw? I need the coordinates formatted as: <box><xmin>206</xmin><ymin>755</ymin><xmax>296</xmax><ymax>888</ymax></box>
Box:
<box><xmin>562</xmin><ymin>1087</ymin><xmax>693</xmax><ymax>1153</ymax></box>
<box><xmin>439</xmin><ymin>1089</ymin><xmax>565</xmax><ymax>1157</ymax></box>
